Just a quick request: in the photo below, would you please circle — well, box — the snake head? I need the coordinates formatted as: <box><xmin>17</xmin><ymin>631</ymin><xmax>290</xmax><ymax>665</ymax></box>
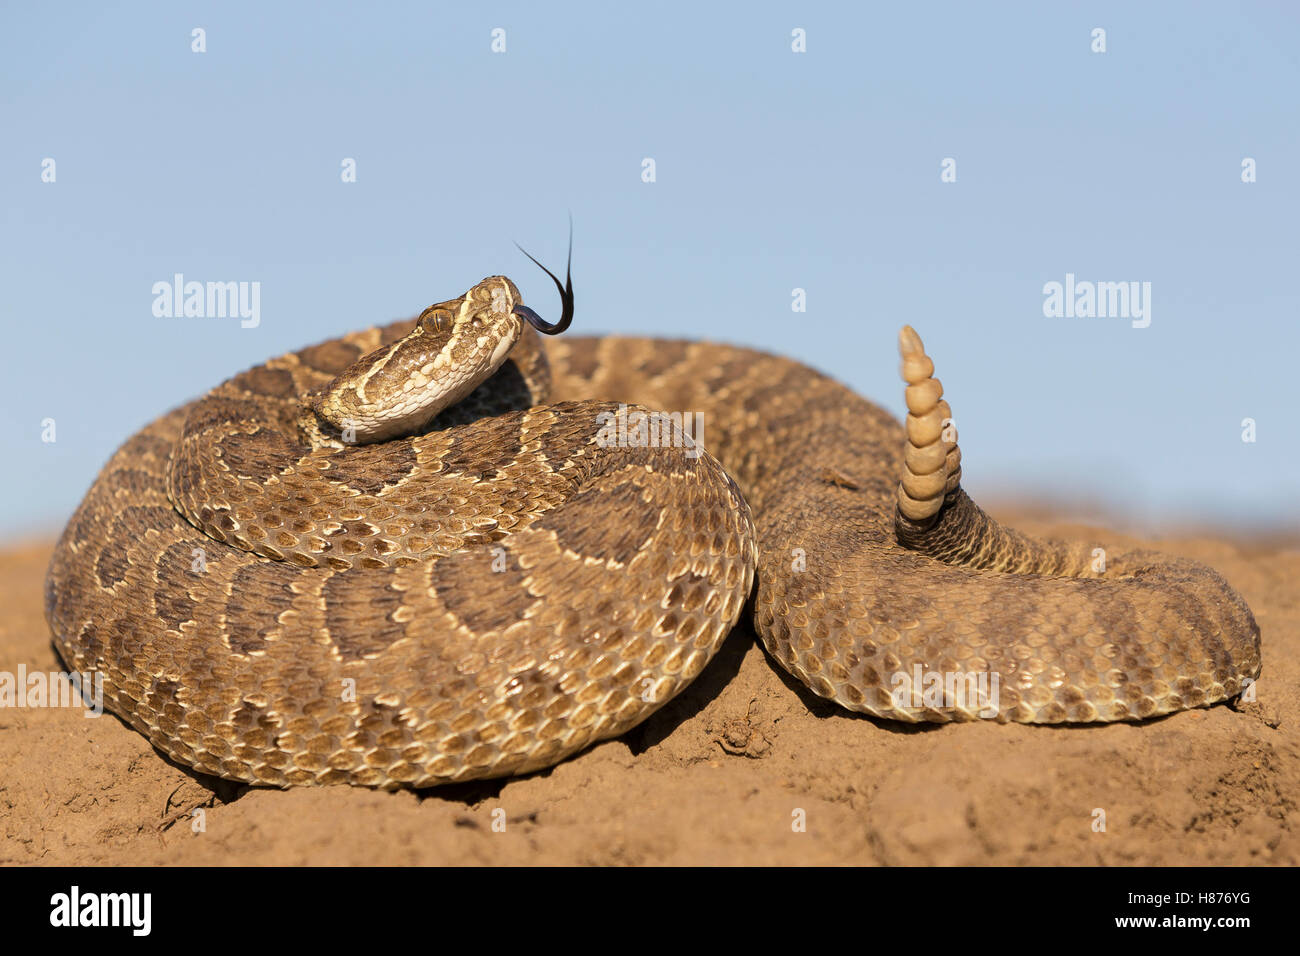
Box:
<box><xmin>311</xmin><ymin>276</ymin><xmax>529</xmax><ymax>444</ymax></box>
<box><xmin>309</xmin><ymin>230</ymin><xmax>574</xmax><ymax>445</ymax></box>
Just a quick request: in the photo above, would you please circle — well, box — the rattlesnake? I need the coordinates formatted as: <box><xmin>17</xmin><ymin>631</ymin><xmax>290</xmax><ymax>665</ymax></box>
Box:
<box><xmin>45</xmin><ymin>260</ymin><xmax>1261</xmax><ymax>788</ymax></box>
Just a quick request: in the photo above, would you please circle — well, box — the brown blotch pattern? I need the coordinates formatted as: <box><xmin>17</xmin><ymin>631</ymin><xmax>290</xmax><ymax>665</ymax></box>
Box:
<box><xmin>322</xmin><ymin>573</ymin><xmax>407</xmax><ymax>661</ymax></box>
<box><xmin>434</xmin><ymin>546</ymin><xmax>538</xmax><ymax>634</ymax></box>
<box><xmin>298</xmin><ymin>340</ymin><xmax>363</xmax><ymax>375</ymax></box>
<box><xmin>230</xmin><ymin>366</ymin><xmax>298</xmax><ymax>399</ymax></box>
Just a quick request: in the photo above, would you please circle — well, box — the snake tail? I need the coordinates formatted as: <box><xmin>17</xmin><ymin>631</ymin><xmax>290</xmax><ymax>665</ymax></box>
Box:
<box><xmin>888</xmin><ymin>325</ymin><xmax>1260</xmax><ymax>720</ymax></box>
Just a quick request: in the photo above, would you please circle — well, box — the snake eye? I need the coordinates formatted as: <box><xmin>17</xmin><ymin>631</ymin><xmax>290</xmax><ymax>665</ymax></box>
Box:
<box><xmin>419</xmin><ymin>308</ymin><xmax>454</xmax><ymax>334</ymax></box>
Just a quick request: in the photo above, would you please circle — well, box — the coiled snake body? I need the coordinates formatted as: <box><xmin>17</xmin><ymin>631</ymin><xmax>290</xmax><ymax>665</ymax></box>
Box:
<box><xmin>45</xmin><ymin>273</ymin><xmax>1261</xmax><ymax>788</ymax></box>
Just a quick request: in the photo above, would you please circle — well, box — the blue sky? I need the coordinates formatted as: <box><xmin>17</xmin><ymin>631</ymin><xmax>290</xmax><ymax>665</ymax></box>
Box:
<box><xmin>2</xmin><ymin>1</ymin><xmax>1297</xmax><ymax>539</ymax></box>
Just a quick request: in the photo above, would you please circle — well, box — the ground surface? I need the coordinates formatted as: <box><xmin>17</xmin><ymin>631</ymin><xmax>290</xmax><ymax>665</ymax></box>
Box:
<box><xmin>2</xmin><ymin>512</ymin><xmax>1296</xmax><ymax>866</ymax></box>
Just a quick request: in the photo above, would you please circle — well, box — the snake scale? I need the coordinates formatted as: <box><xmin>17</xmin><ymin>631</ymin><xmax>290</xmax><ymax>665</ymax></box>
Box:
<box><xmin>45</xmin><ymin>261</ymin><xmax>1262</xmax><ymax>788</ymax></box>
